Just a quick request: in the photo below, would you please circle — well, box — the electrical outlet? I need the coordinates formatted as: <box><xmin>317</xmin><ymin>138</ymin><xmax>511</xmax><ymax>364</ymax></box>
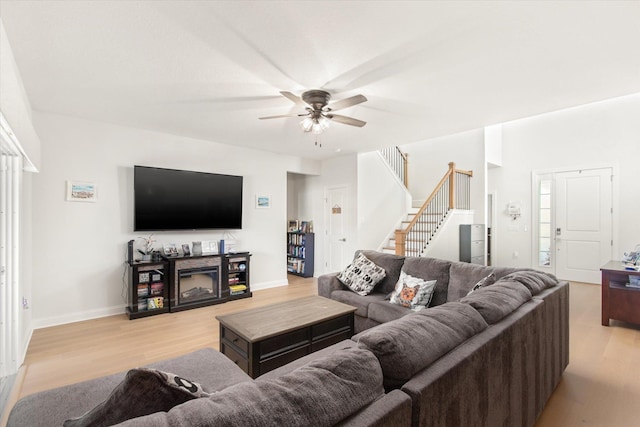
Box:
<box><xmin>22</xmin><ymin>297</ymin><xmax>29</xmax><ymax>309</ymax></box>
<box><xmin>513</xmin><ymin>251</ymin><xmax>519</xmax><ymax>259</ymax></box>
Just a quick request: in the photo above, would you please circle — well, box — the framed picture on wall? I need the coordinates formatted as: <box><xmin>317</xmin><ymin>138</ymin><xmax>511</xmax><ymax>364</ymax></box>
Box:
<box><xmin>66</xmin><ymin>181</ymin><xmax>97</xmax><ymax>202</ymax></box>
<box><xmin>256</xmin><ymin>194</ymin><xmax>271</xmax><ymax>209</ymax></box>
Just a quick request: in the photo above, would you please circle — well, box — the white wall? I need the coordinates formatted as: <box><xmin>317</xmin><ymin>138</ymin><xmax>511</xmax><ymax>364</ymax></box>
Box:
<box><xmin>30</xmin><ymin>112</ymin><xmax>320</xmax><ymax>328</ymax></box>
<box><xmin>489</xmin><ymin>93</ymin><xmax>640</xmax><ymax>268</ymax></box>
<box><xmin>424</xmin><ymin>210</ymin><xmax>475</xmax><ymax>261</ymax></box>
<box><xmin>0</xmin><ymin>20</ymin><xmax>40</xmax><ymax>171</ymax></box>
<box><xmin>400</xmin><ymin>129</ymin><xmax>487</xmax><ymax>224</ymax></box>
<box><xmin>356</xmin><ymin>151</ymin><xmax>412</xmax><ymax>251</ymax></box>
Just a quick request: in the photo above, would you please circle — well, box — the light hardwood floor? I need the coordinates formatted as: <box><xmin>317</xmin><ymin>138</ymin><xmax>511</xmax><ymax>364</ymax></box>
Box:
<box><xmin>3</xmin><ymin>278</ymin><xmax>640</xmax><ymax>426</ymax></box>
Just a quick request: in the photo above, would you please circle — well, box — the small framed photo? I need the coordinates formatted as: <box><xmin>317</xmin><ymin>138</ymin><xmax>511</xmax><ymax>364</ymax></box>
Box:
<box><xmin>182</xmin><ymin>244</ymin><xmax>191</xmax><ymax>256</ymax></box>
<box><xmin>163</xmin><ymin>243</ymin><xmax>178</xmax><ymax>257</ymax></box>
<box><xmin>66</xmin><ymin>181</ymin><xmax>97</xmax><ymax>202</ymax></box>
<box><xmin>256</xmin><ymin>194</ymin><xmax>271</xmax><ymax>209</ymax></box>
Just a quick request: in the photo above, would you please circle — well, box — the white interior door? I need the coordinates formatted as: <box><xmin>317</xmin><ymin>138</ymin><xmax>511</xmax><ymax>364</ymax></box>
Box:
<box><xmin>326</xmin><ymin>186</ymin><xmax>348</xmax><ymax>273</ymax></box>
<box><xmin>555</xmin><ymin>168</ymin><xmax>612</xmax><ymax>283</ymax></box>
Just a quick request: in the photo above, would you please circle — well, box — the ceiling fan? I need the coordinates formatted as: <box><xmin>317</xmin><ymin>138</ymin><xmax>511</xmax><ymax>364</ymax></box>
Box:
<box><xmin>259</xmin><ymin>90</ymin><xmax>367</xmax><ymax>134</ymax></box>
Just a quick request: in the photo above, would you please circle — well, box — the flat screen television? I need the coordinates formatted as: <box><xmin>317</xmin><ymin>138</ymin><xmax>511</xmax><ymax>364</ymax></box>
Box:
<box><xmin>134</xmin><ymin>165</ymin><xmax>243</xmax><ymax>231</ymax></box>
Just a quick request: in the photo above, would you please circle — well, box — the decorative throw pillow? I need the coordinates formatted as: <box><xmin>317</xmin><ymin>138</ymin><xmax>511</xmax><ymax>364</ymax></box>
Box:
<box><xmin>63</xmin><ymin>368</ymin><xmax>210</xmax><ymax>427</ymax></box>
<box><xmin>389</xmin><ymin>271</ymin><xmax>437</xmax><ymax>311</ymax></box>
<box><xmin>337</xmin><ymin>253</ymin><xmax>386</xmax><ymax>296</ymax></box>
<box><xmin>467</xmin><ymin>273</ymin><xmax>496</xmax><ymax>296</ymax></box>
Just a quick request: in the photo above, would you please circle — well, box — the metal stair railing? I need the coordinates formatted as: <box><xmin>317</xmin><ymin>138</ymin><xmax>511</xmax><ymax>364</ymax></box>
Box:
<box><xmin>394</xmin><ymin>162</ymin><xmax>472</xmax><ymax>256</ymax></box>
<box><xmin>379</xmin><ymin>146</ymin><xmax>409</xmax><ymax>187</ymax></box>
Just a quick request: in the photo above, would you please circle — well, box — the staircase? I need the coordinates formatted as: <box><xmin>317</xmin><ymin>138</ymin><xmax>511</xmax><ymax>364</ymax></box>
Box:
<box><xmin>380</xmin><ymin>160</ymin><xmax>473</xmax><ymax>257</ymax></box>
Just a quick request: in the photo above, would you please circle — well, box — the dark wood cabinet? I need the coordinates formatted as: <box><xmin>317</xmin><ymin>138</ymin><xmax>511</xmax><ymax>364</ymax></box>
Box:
<box><xmin>601</xmin><ymin>261</ymin><xmax>640</xmax><ymax>326</ymax></box>
<box><xmin>126</xmin><ymin>252</ymin><xmax>251</xmax><ymax>319</ymax></box>
<box><xmin>226</xmin><ymin>253</ymin><xmax>251</xmax><ymax>300</ymax></box>
<box><xmin>127</xmin><ymin>261</ymin><xmax>170</xmax><ymax>319</ymax></box>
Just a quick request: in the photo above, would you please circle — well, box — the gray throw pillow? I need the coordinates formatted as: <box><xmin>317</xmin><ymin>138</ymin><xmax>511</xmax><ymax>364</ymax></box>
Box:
<box><xmin>389</xmin><ymin>270</ymin><xmax>437</xmax><ymax>311</ymax></box>
<box><xmin>63</xmin><ymin>368</ymin><xmax>209</xmax><ymax>427</ymax></box>
<box><xmin>337</xmin><ymin>252</ymin><xmax>386</xmax><ymax>296</ymax></box>
<box><xmin>466</xmin><ymin>273</ymin><xmax>496</xmax><ymax>296</ymax></box>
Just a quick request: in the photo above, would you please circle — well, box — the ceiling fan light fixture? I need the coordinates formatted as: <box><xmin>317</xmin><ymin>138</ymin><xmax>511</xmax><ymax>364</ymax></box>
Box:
<box><xmin>262</xmin><ymin>89</ymin><xmax>367</xmax><ymax>136</ymax></box>
<box><xmin>300</xmin><ymin>117</ymin><xmax>314</xmax><ymax>132</ymax></box>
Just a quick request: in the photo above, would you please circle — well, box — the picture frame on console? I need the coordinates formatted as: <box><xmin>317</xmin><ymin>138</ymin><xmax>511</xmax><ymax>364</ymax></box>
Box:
<box><xmin>163</xmin><ymin>243</ymin><xmax>178</xmax><ymax>256</ymax></box>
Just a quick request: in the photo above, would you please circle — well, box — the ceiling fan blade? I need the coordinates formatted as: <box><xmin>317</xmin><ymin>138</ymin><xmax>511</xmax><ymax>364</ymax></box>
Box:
<box><xmin>328</xmin><ymin>114</ymin><xmax>366</xmax><ymax>127</ymax></box>
<box><xmin>280</xmin><ymin>91</ymin><xmax>308</xmax><ymax>107</ymax></box>
<box><xmin>327</xmin><ymin>94</ymin><xmax>367</xmax><ymax>112</ymax></box>
<box><xmin>259</xmin><ymin>113</ymin><xmax>304</xmax><ymax>120</ymax></box>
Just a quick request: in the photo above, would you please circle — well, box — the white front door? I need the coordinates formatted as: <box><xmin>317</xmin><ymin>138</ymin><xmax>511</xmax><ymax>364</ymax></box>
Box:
<box><xmin>555</xmin><ymin>168</ymin><xmax>612</xmax><ymax>283</ymax></box>
<box><xmin>326</xmin><ymin>186</ymin><xmax>348</xmax><ymax>273</ymax></box>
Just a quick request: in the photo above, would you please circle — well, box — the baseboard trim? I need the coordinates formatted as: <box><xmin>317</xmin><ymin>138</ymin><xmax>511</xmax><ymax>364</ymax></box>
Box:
<box><xmin>250</xmin><ymin>280</ymin><xmax>287</xmax><ymax>291</ymax></box>
<box><xmin>32</xmin><ymin>304</ymin><xmax>126</xmax><ymax>330</ymax></box>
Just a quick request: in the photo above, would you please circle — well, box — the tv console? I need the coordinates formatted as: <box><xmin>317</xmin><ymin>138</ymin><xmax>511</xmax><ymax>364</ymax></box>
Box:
<box><xmin>126</xmin><ymin>252</ymin><xmax>251</xmax><ymax>319</ymax></box>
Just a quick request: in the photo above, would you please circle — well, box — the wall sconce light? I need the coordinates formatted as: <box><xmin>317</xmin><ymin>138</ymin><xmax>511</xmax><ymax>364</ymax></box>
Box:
<box><xmin>506</xmin><ymin>203</ymin><xmax>521</xmax><ymax>221</ymax></box>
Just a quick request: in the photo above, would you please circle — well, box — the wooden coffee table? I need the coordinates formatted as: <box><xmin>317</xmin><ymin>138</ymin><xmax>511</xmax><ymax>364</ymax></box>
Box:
<box><xmin>216</xmin><ymin>295</ymin><xmax>356</xmax><ymax>378</ymax></box>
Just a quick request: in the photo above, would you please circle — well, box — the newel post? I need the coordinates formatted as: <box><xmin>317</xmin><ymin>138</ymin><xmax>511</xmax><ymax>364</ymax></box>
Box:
<box><xmin>395</xmin><ymin>230</ymin><xmax>406</xmax><ymax>256</ymax></box>
<box><xmin>403</xmin><ymin>153</ymin><xmax>409</xmax><ymax>188</ymax></box>
<box><xmin>448</xmin><ymin>162</ymin><xmax>456</xmax><ymax>210</ymax></box>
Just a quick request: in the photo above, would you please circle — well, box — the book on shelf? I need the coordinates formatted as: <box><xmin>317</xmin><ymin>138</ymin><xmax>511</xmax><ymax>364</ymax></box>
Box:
<box><xmin>287</xmin><ymin>219</ymin><xmax>313</xmax><ymax>233</ymax></box>
<box><xmin>147</xmin><ymin>297</ymin><xmax>164</xmax><ymax>309</ymax></box>
<box><xmin>287</xmin><ymin>257</ymin><xmax>306</xmax><ymax>274</ymax></box>
<box><xmin>137</xmin><ymin>284</ymin><xmax>149</xmax><ymax>297</ymax></box>
<box><xmin>150</xmin><ymin>283</ymin><xmax>163</xmax><ymax>295</ymax></box>
<box><xmin>229</xmin><ymin>284</ymin><xmax>247</xmax><ymax>295</ymax></box>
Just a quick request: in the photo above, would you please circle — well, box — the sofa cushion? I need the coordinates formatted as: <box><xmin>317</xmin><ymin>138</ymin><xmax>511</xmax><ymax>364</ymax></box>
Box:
<box><xmin>337</xmin><ymin>252</ymin><xmax>386</xmax><ymax>296</ymax></box>
<box><xmin>331</xmin><ymin>290</ymin><xmax>388</xmax><ymax>317</ymax></box>
<box><xmin>500</xmin><ymin>270</ymin><xmax>558</xmax><ymax>296</ymax></box>
<box><xmin>7</xmin><ymin>348</ymin><xmax>252</xmax><ymax>427</ymax></box>
<box><xmin>63</xmin><ymin>368</ymin><xmax>208</xmax><ymax>427</ymax></box>
<box><xmin>367</xmin><ymin>300</ymin><xmax>413</xmax><ymax>324</ymax></box>
<box><xmin>355</xmin><ymin>302</ymin><xmax>488</xmax><ymax>388</ymax></box>
<box><xmin>389</xmin><ymin>271</ymin><xmax>437</xmax><ymax>311</ymax></box>
<box><xmin>447</xmin><ymin>262</ymin><xmax>497</xmax><ymax>301</ymax></box>
<box><xmin>467</xmin><ymin>273</ymin><xmax>496</xmax><ymax>295</ymax></box>
<box><xmin>116</xmin><ymin>347</ymin><xmax>385</xmax><ymax>427</ymax></box>
<box><xmin>356</xmin><ymin>250</ymin><xmax>406</xmax><ymax>295</ymax></box>
<box><xmin>459</xmin><ymin>280</ymin><xmax>532</xmax><ymax>324</ymax></box>
<box><xmin>447</xmin><ymin>262</ymin><xmax>521</xmax><ymax>301</ymax></box>
<box><xmin>401</xmin><ymin>257</ymin><xmax>451</xmax><ymax>307</ymax></box>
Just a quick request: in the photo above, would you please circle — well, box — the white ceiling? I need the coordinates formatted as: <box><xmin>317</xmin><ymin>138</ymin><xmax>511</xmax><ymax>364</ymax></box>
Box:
<box><xmin>1</xmin><ymin>1</ymin><xmax>639</xmax><ymax>160</ymax></box>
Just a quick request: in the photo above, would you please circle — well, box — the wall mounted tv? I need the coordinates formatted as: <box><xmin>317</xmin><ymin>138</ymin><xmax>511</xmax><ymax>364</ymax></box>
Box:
<box><xmin>134</xmin><ymin>165</ymin><xmax>243</xmax><ymax>231</ymax></box>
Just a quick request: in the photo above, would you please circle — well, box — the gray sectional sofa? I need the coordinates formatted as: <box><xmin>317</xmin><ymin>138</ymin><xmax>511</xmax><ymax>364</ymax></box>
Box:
<box><xmin>7</xmin><ymin>251</ymin><xmax>568</xmax><ymax>427</ymax></box>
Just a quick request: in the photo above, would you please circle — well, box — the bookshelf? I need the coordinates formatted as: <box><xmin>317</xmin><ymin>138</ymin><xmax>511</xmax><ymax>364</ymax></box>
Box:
<box><xmin>287</xmin><ymin>232</ymin><xmax>315</xmax><ymax>277</ymax></box>
<box><xmin>127</xmin><ymin>260</ymin><xmax>170</xmax><ymax>319</ymax></box>
<box><xmin>226</xmin><ymin>253</ymin><xmax>251</xmax><ymax>300</ymax></box>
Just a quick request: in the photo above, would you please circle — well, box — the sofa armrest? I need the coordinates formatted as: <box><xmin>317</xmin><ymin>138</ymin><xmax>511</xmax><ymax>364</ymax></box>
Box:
<box><xmin>6</xmin><ymin>348</ymin><xmax>251</xmax><ymax>427</ymax></box>
<box><xmin>318</xmin><ymin>272</ymin><xmax>347</xmax><ymax>298</ymax></box>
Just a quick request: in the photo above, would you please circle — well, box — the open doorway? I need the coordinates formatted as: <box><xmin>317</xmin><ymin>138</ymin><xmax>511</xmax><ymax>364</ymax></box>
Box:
<box><xmin>286</xmin><ymin>172</ymin><xmax>317</xmax><ymax>278</ymax></box>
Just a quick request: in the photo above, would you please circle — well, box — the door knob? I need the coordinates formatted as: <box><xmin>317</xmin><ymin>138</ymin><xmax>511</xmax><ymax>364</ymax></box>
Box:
<box><xmin>339</xmin><ymin>238</ymin><xmax>346</xmax><ymax>242</ymax></box>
